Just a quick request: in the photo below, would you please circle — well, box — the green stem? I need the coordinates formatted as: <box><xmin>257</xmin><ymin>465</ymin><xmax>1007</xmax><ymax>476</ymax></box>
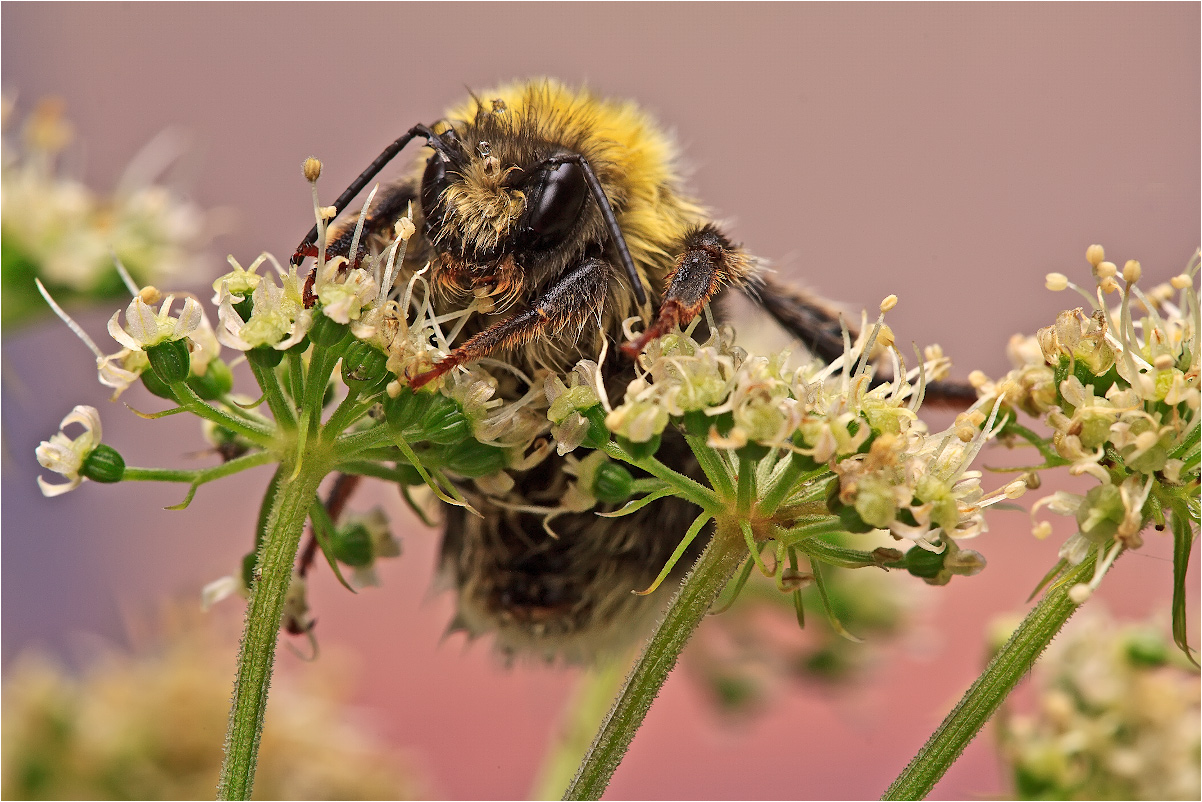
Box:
<box><xmin>881</xmin><ymin>549</ymin><xmax>1107</xmax><ymax>801</ymax></box>
<box><xmin>684</xmin><ymin>432</ymin><xmax>736</xmax><ymax>498</ymax></box>
<box><xmin>759</xmin><ymin>455</ymin><xmax>826</xmax><ymax>516</ymax></box>
<box><xmin>171</xmin><ymin>382</ymin><xmax>275</xmax><ymax>446</ymax></box>
<box><xmin>323</xmin><ymin>389</ymin><xmax>380</xmax><ymax>436</ymax></box>
<box><xmin>563</xmin><ymin>521</ymin><xmax>747</xmax><ymax>800</ymax></box>
<box><xmin>217</xmin><ymin>454</ymin><xmax>330</xmax><ymax>800</ymax></box>
<box><xmin>247</xmin><ymin>356</ymin><xmax>296</xmax><ymax>430</ymax></box>
<box><xmin>122</xmin><ymin>451</ymin><xmax>275</xmax><ymax>484</ymax></box>
<box><xmin>1002</xmin><ymin>420</ymin><xmax>1068</xmax><ymax>468</ymax></box>
<box><xmin>603</xmin><ymin>441</ymin><xmax>718</xmax><ymax>511</ymax></box>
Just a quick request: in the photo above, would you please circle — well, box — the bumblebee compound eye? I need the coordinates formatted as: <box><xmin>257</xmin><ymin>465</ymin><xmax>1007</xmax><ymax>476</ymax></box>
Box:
<box><xmin>517</xmin><ymin>161</ymin><xmax>588</xmax><ymax>250</ymax></box>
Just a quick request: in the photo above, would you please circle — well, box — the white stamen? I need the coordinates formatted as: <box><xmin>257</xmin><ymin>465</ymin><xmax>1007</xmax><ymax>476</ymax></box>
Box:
<box><xmin>35</xmin><ymin>279</ymin><xmax>105</xmax><ymax>359</ymax></box>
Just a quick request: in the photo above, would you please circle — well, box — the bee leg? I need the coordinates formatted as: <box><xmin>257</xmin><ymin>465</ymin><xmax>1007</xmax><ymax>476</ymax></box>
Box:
<box><xmin>298</xmin><ymin>182</ymin><xmax>418</xmax><ymax>307</ymax></box>
<box><xmin>621</xmin><ymin>224</ymin><xmax>754</xmax><ymax>357</ymax></box>
<box><xmin>409</xmin><ymin>256</ymin><xmax>611</xmax><ymax>389</ymax></box>
<box><xmin>751</xmin><ymin>274</ymin><xmax>977</xmax><ymax>407</ymax></box>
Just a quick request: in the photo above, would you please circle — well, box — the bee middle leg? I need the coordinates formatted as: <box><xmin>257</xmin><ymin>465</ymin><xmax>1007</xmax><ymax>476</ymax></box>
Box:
<box><xmin>409</xmin><ymin>255</ymin><xmax>612</xmax><ymax>388</ymax></box>
<box><xmin>622</xmin><ymin>224</ymin><xmax>755</xmax><ymax>356</ymax></box>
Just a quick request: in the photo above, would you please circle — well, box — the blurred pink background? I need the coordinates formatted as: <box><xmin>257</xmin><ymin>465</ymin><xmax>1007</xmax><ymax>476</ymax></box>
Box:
<box><xmin>3</xmin><ymin>3</ymin><xmax>1198</xmax><ymax>799</ymax></box>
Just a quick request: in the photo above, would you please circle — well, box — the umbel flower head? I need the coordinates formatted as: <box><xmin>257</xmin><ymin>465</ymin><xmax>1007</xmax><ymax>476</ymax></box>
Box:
<box><xmin>979</xmin><ymin>246</ymin><xmax>1199</xmax><ymax>649</ymax></box>
<box><xmin>590</xmin><ymin>297</ymin><xmax>1012</xmax><ymax>616</ymax></box>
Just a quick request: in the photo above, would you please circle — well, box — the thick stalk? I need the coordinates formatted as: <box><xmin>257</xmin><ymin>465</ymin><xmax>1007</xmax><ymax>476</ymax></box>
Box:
<box><xmin>217</xmin><ymin>456</ymin><xmax>328</xmax><ymax>800</ymax></box>
<box><xmin>563</xmin><ymin>521</ymin><xmax>747</xmax><ymax>800</ymax></box>
<box><xmin>881</xmin><ymin>550</ymin><xmax>1106</xmax><ymax>801</ymax></box>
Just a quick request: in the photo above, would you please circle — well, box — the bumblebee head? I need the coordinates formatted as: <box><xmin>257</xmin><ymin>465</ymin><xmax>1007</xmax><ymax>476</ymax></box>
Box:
<box><xmin>417</xmin><ymin>118</ymin><xmax>645</xmax><ymax>304</ymax></box>
<box><xmin>420</xmin><ymin>125</ymin><xmax>592</xmax><ymax>256</ymax></box>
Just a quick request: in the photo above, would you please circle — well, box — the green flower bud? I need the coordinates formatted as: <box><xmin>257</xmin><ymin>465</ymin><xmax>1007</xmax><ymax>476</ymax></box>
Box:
<box><xmin>383</xmin><ymin>387</ymin><xmax>436</xmax><ymax>433</ymax></box>
<box><xmin>140</xmin><ymin>367</ymin><xmax>178</xmax><ymax>400</ymax></box>
<box><xmin>736</xmin><ymin>442</ymin><xmax>771</xmax><ymax>463</ymax></box>
<box><xmin>582</xmin><ymin>406</ymin><xmax>611</xmax><ymax>449</ymax></box>
<box><xmin>1123</xmin><ymin>628</ymin><xmax>1169</xmax><ymax>668</ymax></box>
<box><xmin>332</xmin><ymin>522</ymin><xmax>374</xmax><ymax>567</ymax></box>
<box><xmin>188</xmin><ymin>357</ymin><xmax>233</xmax><ymax>400</ymax></box>
<box><xmin>146</xmin><ymin>338</ymin><xmax>191</xmax><ymax>385</ymax></box>
<box><xmin>616</xmin><ymin>433</ymin><xmax>661</xmax><ymax>460</ymax></box>
<box><xmin>247</xmin><ymin>345</ymin><xmax>284</xmax><ymax>369</ymax></box>
<box><xmin>80</xmin><ymin>444</ymin><xmax>125</xmax><ymax>483</ymax></box>
<box><xmin>435</xmin><ymin>439</ymin><xmax>508</xmax><ymax>477</ymax></box>
<box><xmin>308</xmin><ymin>311</ymin><xmax>349</xmax><ymax>348</ymax></box>
<box><xmin>341</xmin><ymin>340</ymin><xmax>391</xmax><ymax>392</ymax></box>
<box><xmin>903</xmin><ymin>545</ymin><xmax>945</xmax><ymax>579</ymax></box>
<box><xmin>420</xmin><ymin>398</ymin><xmax>471</xmax><ymax>445</ymax></box>
<box><xmin>592</xmin><ymin>461</ymin><xmax>634</xmax><ymax>504</ymax></box>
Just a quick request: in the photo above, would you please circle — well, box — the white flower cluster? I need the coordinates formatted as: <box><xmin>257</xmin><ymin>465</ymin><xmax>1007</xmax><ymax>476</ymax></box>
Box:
<box><xmin>596</xmin><ymin>303</ymin><xmax>1015</xmax><ymax>565</ymax></box>
<box><xmin>2</xmin><ymin>97</ymin><xmax>209</xmax><ymax>296</ymax></box>
<box><xmin>979</xmin><ymin>245</ymin><xmax>1200</xmax><ymax>602</ymax></box>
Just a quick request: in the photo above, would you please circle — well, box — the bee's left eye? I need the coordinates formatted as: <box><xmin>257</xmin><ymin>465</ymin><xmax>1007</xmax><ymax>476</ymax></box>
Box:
<box><xmin>518</xmin><ymin>161</ymin><xmax>587</xmax><ymax>250</ymax></box>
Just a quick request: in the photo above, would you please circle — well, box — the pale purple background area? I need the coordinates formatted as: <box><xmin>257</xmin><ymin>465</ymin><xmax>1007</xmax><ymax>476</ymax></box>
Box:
<box><xmin>2</xmin><ymin>3</ymin><xmax>1198</xmax><ymax>799</ymax></box>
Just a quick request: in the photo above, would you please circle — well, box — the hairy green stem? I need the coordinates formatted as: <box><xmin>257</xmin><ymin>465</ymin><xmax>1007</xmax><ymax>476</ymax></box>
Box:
<box><xmin>563</xmin><ymin>522</ymin><xmax>746</xmax><ymax>800</ymax></box>
<box><xmin>217</xmin><ymin>455</ymin><xmax>329</xmax><ymax>800</ymax></box>
<box><xmin>684</xmin><ymin>432</ymin><xmax>736</xmax><ymax>498</ymax></box>
<box><xmin>881</xmin><ymin>549</ymin><xmax>1107</xmax><ymax>801</ymax></box>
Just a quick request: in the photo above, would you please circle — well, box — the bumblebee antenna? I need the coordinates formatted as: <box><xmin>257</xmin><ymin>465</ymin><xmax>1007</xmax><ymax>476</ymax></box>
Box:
<box><xmin>546</xmin><ymin>153</ymin><xmax>647</xmax><ymax>306</ymax></box>
<box><xmin>291</xmin><ymin>122</ymin><xmax>448</xmax><ymax>266</ymax></box>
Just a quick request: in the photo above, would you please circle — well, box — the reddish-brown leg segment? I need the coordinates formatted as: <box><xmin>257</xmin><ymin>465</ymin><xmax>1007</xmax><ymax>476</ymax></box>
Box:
<box><xmin>621</xmin><ymin>224</ymin><xmax>753</xmax><ymax>357</ymax></box>
<box><xmin>409</xmin><ymin>256</ymin><xmax>612</xmax><ymax>389</ymax></box>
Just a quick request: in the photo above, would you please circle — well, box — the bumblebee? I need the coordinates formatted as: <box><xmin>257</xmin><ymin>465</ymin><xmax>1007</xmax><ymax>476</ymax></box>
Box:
<box><xmin>292</xmin><ymin>79</ymin><xmax>963</xmax><ymax>661</ymax></box>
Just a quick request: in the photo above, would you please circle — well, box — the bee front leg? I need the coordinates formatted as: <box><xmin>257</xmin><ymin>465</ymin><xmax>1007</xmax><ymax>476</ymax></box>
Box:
<box><xmin>296</xmin><ymin>182</ymin><xmax>419</xmax><ymax>306</ymax></box>
<box><xmin>621</xmin><ymin>224</ymin><xmax>755</xmax><ymax>357</ymax></box>
<box><xmin>409</xmin><ymin>256</ymin><xmax>611</xmax><ymax>389</ymax></box>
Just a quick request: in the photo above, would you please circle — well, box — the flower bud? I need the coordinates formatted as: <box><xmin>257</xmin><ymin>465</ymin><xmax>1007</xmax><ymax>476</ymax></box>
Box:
<box><xmin>591</xmin><ymin>461</ymin><xmax>635</xmax><ymax>504</ymax></box>
<box><xmin>436</xmin><ymin>439</ymin><xmax>508</xmax><ymax>477</ymax></box>
<box><xmin>419</xmin><ymin>398</ymin><xmax>471</xmax><ymax>445</ymax></box>
<box><xmin>146</xmin><ymin>338</ymin><xmax>192</xmax><ymax>385</ymax></box>
<box><xmin>331</xmin><ymin>522</ymin><xmax>374</xmax><ymax>567</ymax></box>
<box><xmin>247</xmin><ymin>344</ymin><xmax>284</xmax><ymax>368</ymax></box>
<box><xmin>616</xmin><ymin>433</ymin><xmax>662</xmax><ymax>460</ymax></box>
<box><xmin>341</xmin><ymin>339</ymin><xmax>392</xmax><ymax>393</ymax></box>
<box><xmin>188</xmin><ymin>357</ymin><xmax>234</xmax><ymax>400</ymax></box>
<box><xmin>307</xmin><ymin>311</ymin><xmax>350</xmax><ymax>348</ymax></box>
<box><xmin>80</xmin><ymin>444</ymin><xmax>125</xmax><ymax>483</ymax></box>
